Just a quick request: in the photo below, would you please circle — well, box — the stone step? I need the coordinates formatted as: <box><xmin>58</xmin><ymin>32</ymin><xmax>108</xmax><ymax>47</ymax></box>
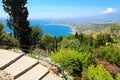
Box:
<box><xmin>4</xmin><ymin>56</ymin><xmax>38</xmax><ymax>79</ymax></box>
<box><xmin>0</xmin><ymin>49</ymin><xmax>24</xmax><ymax>70</ymax></box>
<box><xmin>16</xmin><ymin>64</ymin><xmax>49</xmax><ymax>80</ymax></box>
<box><xmin>41</xmin><ymin>71</ymin><xmax>63</xmax><ymax>80</ymax></box>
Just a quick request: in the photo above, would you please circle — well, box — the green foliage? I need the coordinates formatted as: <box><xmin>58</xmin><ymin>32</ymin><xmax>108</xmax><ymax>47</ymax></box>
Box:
<box><xmin>0</xmin><ymin>21</ymin><xmax>3</xmax><ymax>31</ymax></box>
<box><xmin>82</xmin><ymin>65</ymin><xmax>113</xmax><ymax>80</ymax></box>
<box><xmin>110</xmin><ymin>24</ymin><xmax>120</xmax><ymax>32</ymax></box>
<box><xmin>50</xmin><ymin>49</ymin><xmax>92</xmax><ymax>76</ymax></box>
<box><xmin>58</xmin><ymin>38</ymin><xmax>80</xmax><ymax>51</ymax></box>
<box><xmin>1</xmin><ymin>32</ymin><xmax>19</xmax><ymax>46</ymax></box>
<box><xmin>28</xmin><ymin>50</ymin><xmax>42</xmax><ymax>59</ymax></box>
<box><xmin>0</xmin><ymin>21</ymin><xmax>4</xmax><ymax>42</ymax></box>
<box><xmin>41</xmin><ymin>34</ymin><xmax>54</xmax><ymax>53</ymax></box>
<box><xmin>116</xmin><ymin>73</ymin><xmax>120</xmax><ymax>80</ymax></box>
<box><xmin>110</xmin><ymin>24</ymin><xmax>120</xmax><ymax>38</ymax></box>
<box><xmin>75</xmin><ymin>33</ymin><xmax>95</xmax><ymax>46</ymax></box>
<box><xmin>30</xmin><ymin>26</ymin><xmax>43</xmax><ymax>46</ymax></box>
<box><xmin>2</xmin><ymin>0</ymin><xmax>32</xmax><ymax>49</ymax></box>
<box><xmin>94</xmin><ymin>46</ymin><xmax>120</xmax><ymax>67</ymax></box>
<box><xmin>76</xmin><ymin>23</ymin><xmax>115</xmax><ymax>33</ymax></box>
<box><xmin>0</xmin><ymin>21</ymin><xmax>19</xmax><ymax>46</ymax></box>
<box><xmin>93</xmin><ymin>33</ymin><xmax>113</xmax><ymax>48</ymax></box>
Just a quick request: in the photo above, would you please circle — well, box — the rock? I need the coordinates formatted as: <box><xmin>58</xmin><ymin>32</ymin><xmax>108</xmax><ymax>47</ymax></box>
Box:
<box><xmin>0</xmin><ymin>70</ymin><xmax>14</xmax><ymax>80</ymax></box>
<box><xmin>51</xmin><ymin>66</ymin><xmax>59</xmax><ymax>75</ymax></box>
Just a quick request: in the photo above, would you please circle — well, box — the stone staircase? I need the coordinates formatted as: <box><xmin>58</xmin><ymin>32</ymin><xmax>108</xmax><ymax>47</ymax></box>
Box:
<box><xmin>0</xmin><ymin>49</ymin><xmax>63</xmax><ymax>80</ymax></box>
<box><xmin>0</xmin><ymin>49</ymin><xmax>24</xmax><ymax>70</ymax></box>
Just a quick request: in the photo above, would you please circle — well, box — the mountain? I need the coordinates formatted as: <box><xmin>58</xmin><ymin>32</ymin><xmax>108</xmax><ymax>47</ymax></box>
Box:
<box><xmin>76</xmin><ymin>11</ymin><xmax>120</xmax><ymax>23</ymax></box>
<box><xmin>90</xmin><ymin>11</ymin><xmax>120</xmax><ymax>23</ymax></box>
<box><xmin>54</xmin><ymin>10</ymin><xmax>120</xmax><ymax>24</ymax></box>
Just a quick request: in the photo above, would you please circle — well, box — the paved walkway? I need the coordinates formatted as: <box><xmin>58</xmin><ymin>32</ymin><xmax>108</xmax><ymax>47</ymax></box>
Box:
<box><xmin>0</xmin><ymin>49</ymin><xmax>63</xmax><ymax>80</ymax></box>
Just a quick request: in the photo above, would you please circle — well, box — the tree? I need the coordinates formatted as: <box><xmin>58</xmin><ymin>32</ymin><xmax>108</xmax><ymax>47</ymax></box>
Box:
<box><xmin>88</xmin><ymin>36</ymin><xmax>93</xmax><ymax>46</ymax></box>
<box><xmin>30</xmin><ymin>26</ymin><xmax>43</xmax><ymax>47</ymax></box>
<box><xmin>2</xmin><ymin>0</ymin><xmax>32</xmax><ymax>49</ymax></box>
<box><xmin>58</xmin><ymin>38</ymin><xmax>80</xmax><ymax>51</ymax></box>
<box><xmin>0</xmin><ymin>21</ymin><xmax>3</xmax><ymax>32</ymax></box>
<box><xmin>75</xmin><ymin>32</ymin><xmax>79</xmax><ymax>39</ymax></box>
<box><xmin>78</xmin><ymin>33</ymin><xmax>83</xmax><ymax>44</ymax></box>
<box><xmin>41</xmin><ymin>34</ymin><xmax>54</xmax><ymax>54</ymax></box>
<box><xmin>0</xmin><ymin>21</ymin><xmax>4</xmax><ymax>43</ymax></box>
<box><xmin>53</xmin><ymin>36</ymin><xmax>58</xmax><ymax>51</ymax></box>
<box><xmin>104</xmin><ymin>34</ymin><xmax>112</xmax><ymax>43</ymax></box>
<box><xmin>95</xmin><ymin>33</ymin><xmax>106</xmax><ymax>47</ymax></box>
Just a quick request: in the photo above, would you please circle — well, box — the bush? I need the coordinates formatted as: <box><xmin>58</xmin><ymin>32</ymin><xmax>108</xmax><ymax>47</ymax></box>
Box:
<box><xmin>1</xmin><ymin>32</ymin><xmax>19</xmax><ymax>46</ymax></box>
<box><xmin>116</xmin><ymin>73</ymin><xmax>120</xmax><ymax>80</ymax></box>
<box><xmin>82</xmin><ymin>64</ymin><xmax>113</xmax><ymax>80</ymax></box>
<box><xmin>94</xmin><ymin>46</ymin><xmax>120</xmax><ymax>67</ymax></box>
<box><xmin>50</xmin><ymin>49</ymin><xmax>92</xmax><ymax>76</ymax></box>
<box><xmin>0</xmin><ymin>21</ymin><xmax>19</xmax><ymax>47</ymax></box>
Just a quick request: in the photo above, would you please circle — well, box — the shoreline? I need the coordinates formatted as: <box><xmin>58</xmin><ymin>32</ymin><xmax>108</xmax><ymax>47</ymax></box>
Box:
<box><xmin>45</xmin><ymin>23</ymin><xmax>77</xmax><ymax>34</ymax></box>
<box><xmin>69</xmin><ymin>25</ymin><xmax>77</xmax><ymax>34</ymax></box>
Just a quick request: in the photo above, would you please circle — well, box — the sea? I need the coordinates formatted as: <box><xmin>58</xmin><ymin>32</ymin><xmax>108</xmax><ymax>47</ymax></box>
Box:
<box><xmin>0</xmin><ymin>18</ymin><xmax>72</xmax><ymax>37</ymax></box>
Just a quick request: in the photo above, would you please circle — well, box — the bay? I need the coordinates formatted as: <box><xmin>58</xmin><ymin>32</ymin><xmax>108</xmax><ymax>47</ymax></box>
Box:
<box><xmin>0</xmin><ymin>18</ymin><xmax>72</xmax><ymax>37</ymax></box>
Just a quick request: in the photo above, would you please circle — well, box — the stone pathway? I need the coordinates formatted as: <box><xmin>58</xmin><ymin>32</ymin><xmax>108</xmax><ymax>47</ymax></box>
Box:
<box><xmin>0</xmin><ymin>49</ymin><xmax>64</xmax><ymax>80</ymax></box>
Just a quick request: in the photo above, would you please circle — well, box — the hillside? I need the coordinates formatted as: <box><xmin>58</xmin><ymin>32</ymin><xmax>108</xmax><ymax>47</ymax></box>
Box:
<box><xmin>100</xmin><ymin>23</ymin><xmax>120</xmax><ymax>38</ymax></box>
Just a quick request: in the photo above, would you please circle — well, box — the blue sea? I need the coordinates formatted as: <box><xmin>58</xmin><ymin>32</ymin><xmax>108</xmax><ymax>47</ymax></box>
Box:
<box><xmin>0</xmin><ymin>18</ymin><xmax>72</xmax><ymax>37</ymax></box>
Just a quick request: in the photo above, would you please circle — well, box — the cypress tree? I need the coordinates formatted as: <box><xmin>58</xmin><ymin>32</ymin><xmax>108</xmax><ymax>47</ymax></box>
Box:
<box><xmin>2</xmin><ymin>0</ymin><xmax>32</xmax><ymax>50</ymax></box>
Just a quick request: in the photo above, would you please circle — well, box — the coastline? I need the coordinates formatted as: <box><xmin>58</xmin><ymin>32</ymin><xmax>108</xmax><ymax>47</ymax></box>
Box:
<box><xmin>69</xmin><ymin>25</ymin><xmax>77</xmax><ymax>34</ymax></box>
<box><xmin>45</xmin><ymin>23</ymin><xmax>77</xmax><ymax>34</ymax></box>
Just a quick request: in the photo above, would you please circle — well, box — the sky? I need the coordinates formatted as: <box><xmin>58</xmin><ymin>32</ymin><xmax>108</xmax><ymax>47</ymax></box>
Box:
<box><xmin>0</xmin><ymin>0</ymin><xmax>120</xmax><ymax>19</ymax></box>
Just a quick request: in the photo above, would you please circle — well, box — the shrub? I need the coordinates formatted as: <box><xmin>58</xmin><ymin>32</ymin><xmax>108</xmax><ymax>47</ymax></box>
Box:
<box><xmin>94</xmin><ymin>46</ymin><xmax>120</xmax><ymax>67</ymax></box>
<box><xmin>50</xmin><ymin>49</ymin><xmax>92</xmax><ymax>76</ymax></box>
<box><xmin>2</xmin><ymin>32</ymin><xmax>19</xmax><ymax>46</ymax></box>
<box><xmin>82</xmin><ymin>64</ymin><xmax>113</xmax><ymax>80</ymax></box>
<box><xmin>0</xmin><ymin>21</ymin><xmax>19</xmax><ymax>47</ymax></box>
<box><xmin>116</xmin><ymin>73</ymin><xmax>120</xmax><ymax>80</ymax></box>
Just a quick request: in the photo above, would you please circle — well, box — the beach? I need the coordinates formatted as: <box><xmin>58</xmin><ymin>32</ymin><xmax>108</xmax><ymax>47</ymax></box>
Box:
<box><xmin>69</xmin><ymin>25</ymin><xmax>77</xmax><ymax>34</ymax></box>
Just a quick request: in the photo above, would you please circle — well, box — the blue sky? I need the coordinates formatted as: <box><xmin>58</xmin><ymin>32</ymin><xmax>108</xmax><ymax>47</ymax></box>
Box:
<box><xmin>0</xmin><ymin>0</ymin><xmax>120</xmax><ymax>19</ymax></box>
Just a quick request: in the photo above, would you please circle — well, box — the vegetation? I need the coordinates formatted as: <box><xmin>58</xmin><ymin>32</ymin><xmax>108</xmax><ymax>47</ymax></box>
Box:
<box><xmin>0</xmin><ymin>21</ymin><xmax>4</xmax><ymax>42</ymax></box>
<box><xmin>49</xmin><ymin>32</ymin><xmax>120</xmax><ymax>79</ymax></box>
<box><xmin>41</xmin><ymin>34</ymin><xmax>54</xmax><ymax>54</ymax></box>
<box><xmin>94</xmin><ymin>46</ymin><xmax>120</xmax><ymax>67</ymax></box>
<box><xmin>30</xmin><ymin>26</ymin><xmax>43</xmax><ymax>47</ymax></box>
<box><xmin>116</xmin><ymin>73</ymin><xmax>120</xmax><ymax>80</ymax></box>
<box><xmin>1</xmin><ymin>18</ymin><xmax>120</xmax><ymax>79</ymax></box>
<box><xmin>82</xmin><ymin>65</ymin><xmax>113</xmax><ymax>80</ymax></box>
<box><xmin>1</xmin><ymin>0</ymin><xmax>120</xmax><ymax>80</ymax></box>
<box><xmin>51</xmin><ymin>49</ymin><xmax>92</xmax><ymax>77</ymax></box>
<box><xmin>2</xmin><ymin>0</ymin><xmax>32</xmax><ymax>49</ymax></box>
<box><xmin>0</xmin><ymin>21</ymin><xmax>19</xmax><ymax>47</ymax></box>
<box><xmin>58</xmin><ymin>38</ymin><xmax>80</xmax><ymax>51</ymax></box>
